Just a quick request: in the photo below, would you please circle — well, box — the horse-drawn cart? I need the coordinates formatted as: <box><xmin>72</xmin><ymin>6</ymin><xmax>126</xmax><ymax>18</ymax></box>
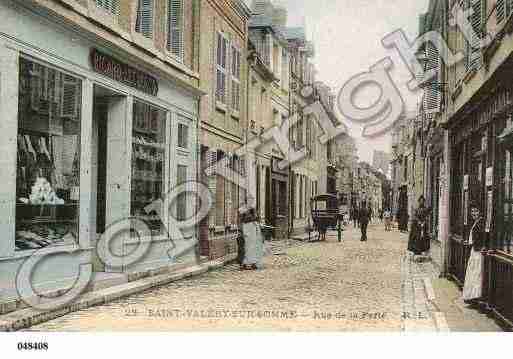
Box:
<box><xmin>309</xmin><ymin>194</ymin><xmax>343</xmax><ymax>242</ymax></box>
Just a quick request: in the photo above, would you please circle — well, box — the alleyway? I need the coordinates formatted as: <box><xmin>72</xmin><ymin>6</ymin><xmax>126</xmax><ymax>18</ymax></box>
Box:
<box><xmin>29</xmin><ymin>224</ymin><xmax>501</xmax><ymax>332</ymax></box>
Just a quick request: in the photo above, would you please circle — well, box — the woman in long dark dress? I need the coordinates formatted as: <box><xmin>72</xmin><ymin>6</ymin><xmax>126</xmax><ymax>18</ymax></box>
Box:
<box><xmin>408</xmin><ymin>196</ymin><xmax>431</xmax><ymax>261</ymax></box>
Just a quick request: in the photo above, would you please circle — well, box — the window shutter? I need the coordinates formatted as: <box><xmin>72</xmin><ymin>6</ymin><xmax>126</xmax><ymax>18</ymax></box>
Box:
<box><xmin>168</xmin><ymin>0</ymin><xmax>184</xmax><ymax>60</ymax></box>
<box><xmin>60</xmin><ymin>74</ymin><xmax>80</xmax><ymax>119</ymax></box>
<box><xmin>216</xmin><ymin>33</ymin><xmax>228</xmax><ymax>104</ymax></box>
<box><xmin>466</xmin><ymin>0</ymin><xmax>482</xmax><ymax>71</ymax></box>
<box><xmin>207</xmin><ymin>150</ymin><xmax>218</xmax><ymax>228</ymax></box>
<box><xmin>225</xmin><ymin>154</ymin><xmax>233</xmax><ymax>225</ymax></box>
<box><xmin>136</xmin><ymin>0</ymin><xmax>153</xmax><ymax>38</ymax></box>
<box><xmin>96</xmin><ymin>0</ymin><xmax>119</xmax><ymax>15</ymax></box>
<box><xmin>424</xmin><ymin>42</ymin><xmax>441</xmax><ymax>113</ymax></box>
<box><xmin>231</xmin><ymin>46</ymin><xmax>241</xmax><ymax>111</ymax></box>
<box><xmin>497</xmin><ymin>0</ymin><xmax>505</xmax><ymax>23</ymax></box>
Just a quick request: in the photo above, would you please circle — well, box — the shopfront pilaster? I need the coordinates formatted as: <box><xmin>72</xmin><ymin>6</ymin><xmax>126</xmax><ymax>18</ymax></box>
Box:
<box><xmin>0</xmin><ymin>44</ymin><xmax>19</xmax><ymax>258</ymax></box>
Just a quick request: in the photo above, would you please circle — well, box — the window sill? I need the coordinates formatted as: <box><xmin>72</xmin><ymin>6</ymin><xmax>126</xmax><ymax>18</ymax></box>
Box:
<box><xmin>131</xmin><ymin>31</ymin><xmax>158</xmax><ymax>54</ymax></box>
<box><xmin>0</xmin><ymin>244</ymin><xmax>94</xmax><ymax>262</ymax></box>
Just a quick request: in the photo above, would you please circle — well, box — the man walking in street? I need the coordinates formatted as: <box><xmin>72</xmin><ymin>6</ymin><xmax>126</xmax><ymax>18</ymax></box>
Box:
<box><xmin>352</xmin><ymin>205</ymin><xmax>359</xmax><ymax>228</ymax></box>
<box><xmin>359</xmin><ymin>201</ymin><xmax>371</xmax><ymax>242</ymax></box>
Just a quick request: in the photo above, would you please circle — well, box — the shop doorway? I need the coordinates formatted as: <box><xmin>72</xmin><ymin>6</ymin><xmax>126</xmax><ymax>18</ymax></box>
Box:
<box><xmin>92</xmin><ymin>85</ymin><xmax>127</xmax><ymax>238</ymax></box>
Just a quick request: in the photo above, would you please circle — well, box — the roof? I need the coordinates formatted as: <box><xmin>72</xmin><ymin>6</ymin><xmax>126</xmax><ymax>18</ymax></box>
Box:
<box><xmin>282</xmin><ymin>27</ymin><xmax>306</xmax><ymax>41</ymax></box>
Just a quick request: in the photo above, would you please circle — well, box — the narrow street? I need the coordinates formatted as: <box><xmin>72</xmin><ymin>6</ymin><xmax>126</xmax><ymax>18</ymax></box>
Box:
<box><xmin>28</xmin><ymin>224</ymin><xmax>501</xmax><ymax>332</ymax></box>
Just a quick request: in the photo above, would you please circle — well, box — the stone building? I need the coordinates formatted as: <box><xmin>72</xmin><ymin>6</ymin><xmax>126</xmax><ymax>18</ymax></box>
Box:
<box><xmin>246</xmin><ymin>0</ymin><xmax>291</xmax><ymax>240</ymax></box>
<box><xmin>197</xmin><ymin>0</ymin><xmax>250</xmax><ymax>260</ymax></box>
<box><xmin>284</xmin><ymin>26</ymin><xmax>321</xmax><ymax>237</ymax></box>
<box><xmin>411</xmin><ymin>0</ymin><xmax>513</xmax><ymax>329</ymax></box>
<box><xmin>0</xmin><ymin>0</ymin><xmax>203</xmax><ymax>307</ymax></box>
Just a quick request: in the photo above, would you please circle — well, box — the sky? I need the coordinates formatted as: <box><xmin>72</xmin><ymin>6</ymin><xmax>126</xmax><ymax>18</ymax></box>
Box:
<box><xmin>245</xmin><ymin>0</ymin><xmax>430</xmax><ymax>163</ymax></box>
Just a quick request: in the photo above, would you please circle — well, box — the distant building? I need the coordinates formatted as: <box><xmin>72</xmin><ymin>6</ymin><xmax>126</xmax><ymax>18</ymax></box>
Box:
<box><xmin>372</xmin><ymin>150</ymin><xmax>391</xmax><ymax>176</ymax></box>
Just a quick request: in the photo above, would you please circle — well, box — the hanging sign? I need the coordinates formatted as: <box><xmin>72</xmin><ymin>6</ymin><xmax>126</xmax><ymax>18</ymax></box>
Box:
<box><xmin>486</xmin><ymin>167</ymin><xmax>493</xmax><ymax>187</ymax></box>
<box><xmin>90</xmin><ymin>49</ymin><xmax>159</xmax><ymax>96</ymax></box>
<box><xmin>463</xmin><ymin>174</ymin><xmax>469</xmax><ymax>190</ymax></box>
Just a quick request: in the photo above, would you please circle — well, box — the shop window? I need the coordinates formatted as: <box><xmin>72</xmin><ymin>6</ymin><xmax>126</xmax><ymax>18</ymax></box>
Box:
<box><xmin>176</xmin><ymin>165</ymin><xmax>187</xmax><ymax>221</ymax></box>
<box><xmin>177</xmin><ymin>123</ymin><xmax>188</xmax><ymax>149</ymax></box>
<box><xmin>131</xmin><ymin>101</ymin><xmax>166</xmax><ymax>236</ymax></box>
<box><xmin>95</xmin><ymin>0</ymin><xmax>119</xmax><ymax>15</ymax></box>
<box><xmin>167</xmin><ymin>0</ymin><xmax>184</xmax><ymax>60</ymax></box>
<box><xmin>135</xmin><ymin>0</ymin><xmax>154</xmax><ymax>39</ymax></box>
<box><xmin>15</xmin><ymin>58</ymin><xmax>82</xmax><ymax>251</ymax></box>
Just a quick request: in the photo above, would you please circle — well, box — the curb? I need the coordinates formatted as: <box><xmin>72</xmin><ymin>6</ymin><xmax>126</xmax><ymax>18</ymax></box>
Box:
<box><xmin>0</xmin><ymin>254</ymin><xmax>237</xmax><ymax>332</ymax></box>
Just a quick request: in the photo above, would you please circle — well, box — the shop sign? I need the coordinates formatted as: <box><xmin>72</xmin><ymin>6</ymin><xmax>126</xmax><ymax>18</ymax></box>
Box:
<box><xmin>90</xmin><ymin>49</ymin><xmax>158</xmax><ymax>96</ymax></box>
<box><xmin>486</xmin><ymin>167</ymin><xmax>493</xmax><ymax>187</ymax></box>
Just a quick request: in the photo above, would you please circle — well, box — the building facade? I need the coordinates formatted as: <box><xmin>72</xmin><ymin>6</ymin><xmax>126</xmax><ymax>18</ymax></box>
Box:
<box><xmin>197</xmin><ymin>0</ymin><xmax>250</xmax><ymax>260</ymax></box>
<box><xmin>0</xmin><ymin>0</ymin><xmax>202</xmax><ymax>303</ymax></box>
<box><xmin>247</xmin><ymin>0</ymin><xmax>291</xmax><ymax>240</ymax></box>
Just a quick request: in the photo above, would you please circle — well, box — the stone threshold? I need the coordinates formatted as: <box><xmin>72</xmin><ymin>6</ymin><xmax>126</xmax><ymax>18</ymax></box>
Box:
<box><xmin>0</xmin><ymin>254</ymin><xmax>237</xmax><ymax>332</ymax></box>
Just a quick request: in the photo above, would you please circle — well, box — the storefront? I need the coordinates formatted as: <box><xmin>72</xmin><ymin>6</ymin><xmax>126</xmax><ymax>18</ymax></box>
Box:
<box><xmin>0</xmin><ymin>1</ymin><xmax>199</xmax><ymax>301</ymax></box>
<box><xmin>448</xmin><ymin>83</ymin><xmax>513</xmax><ymax>328</ymax></box>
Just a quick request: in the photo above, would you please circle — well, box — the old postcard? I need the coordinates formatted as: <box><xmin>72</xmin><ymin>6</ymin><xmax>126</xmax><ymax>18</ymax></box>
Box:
<box><xmin>0</xmin><ymin>0</ymin><xmax>511</xmax><ymax>357</ymax></box>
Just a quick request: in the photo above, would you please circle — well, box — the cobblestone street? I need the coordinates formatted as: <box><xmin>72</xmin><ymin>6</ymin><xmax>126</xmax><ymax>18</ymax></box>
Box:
<box><xmin>29</xmin><ymin>224</ymin><xmax>501</xmax><ymax>332</ymax></box>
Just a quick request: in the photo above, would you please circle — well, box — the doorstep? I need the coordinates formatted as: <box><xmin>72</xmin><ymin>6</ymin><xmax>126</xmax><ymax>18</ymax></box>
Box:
<box><xmin>0</xmin><ymin>253</ymin><xmax>237</xmax><ymax>331</ymax></box>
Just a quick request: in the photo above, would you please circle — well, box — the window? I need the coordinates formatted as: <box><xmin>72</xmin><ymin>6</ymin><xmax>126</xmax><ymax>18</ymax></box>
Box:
<box><xmin>131</xmin><ymin>101</ymin><xmax>166</xmax><ymax>235</ymax></box>
<box><xmin>496</xmin><ymin>0</ymin><xmax>513</xmax><ymax>24</ymax></box>
<box><xmin>466</xmin><ymin>0</ymin><xmax>482</xmax><ymax>72</ymax></box>
<box><xmin>95</xmin><ymin>0</ymin><xmax>119</xmax><ymax>15</ymax></box>
<box><xmin>15</xmin><ymin>58</ymin><xmax>82</xmax><ymax>251</ymax></box>
<box><xmin>177</xmin><ymin>123</ymin><xmax>189</xmax><ymax>149</ymax></box>
<box><xmin>167</xmin><ymin>0</ymin><xmax>184</xmax><ymax>60</ymax></box>
<box><xmin>176</xmin><ymin>165</ymin><xmax>187</xmax><ymax>221</ymax></box>
<box><xmin>216</xmin><ymin>32</ymin><xmax>228</xmax><ymax>104</ymax></box>
<box><xmin>231</xmin><ymin>45</ymin><xmax>241</xmax><ymax>112</ymax></box>
<box><xmin>136</xmin><ymin>0</ymin><xmax>154</xmax><ymax>38</ymax></box>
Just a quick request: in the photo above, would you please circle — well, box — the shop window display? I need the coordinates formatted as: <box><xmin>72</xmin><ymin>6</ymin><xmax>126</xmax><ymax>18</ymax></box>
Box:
<box><xmin>16</xmin><ymin>58</ymin><xmax>82</xmax><ymax>251</ymax></box>
<box><xmin>131</xmin><ymin>101</ymin><xmax>166</xmax><ymax>235</ymax></box>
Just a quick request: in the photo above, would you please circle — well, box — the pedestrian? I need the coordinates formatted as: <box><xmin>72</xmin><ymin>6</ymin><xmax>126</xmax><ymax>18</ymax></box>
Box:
<box><xmin>379</xmin><ymin>208</ymin><xmax>384</xmax><ymax>223</ymax></box>
<box><xmin>462</xmin><ymin>204</ymin><xmax>488</xmax><ymax>306</ymax></box>
<box><xmin>384</xmin><ymin>208</ymin><xmax>392</xmax><ymax>231</ymax></box>
<box><xmin>352</xmin><ymin>205</ymin><xmax>359</xmax><ymax>228</ymax></box>
<box><xmin>407</xmin><ymin>196</ymin><xmax>431</xmax><ymax>261</ymax></box>
<box><xmin>359</xmin><ymin>201</ymin><xmax>371</xmax><ymax>242</ymax></box>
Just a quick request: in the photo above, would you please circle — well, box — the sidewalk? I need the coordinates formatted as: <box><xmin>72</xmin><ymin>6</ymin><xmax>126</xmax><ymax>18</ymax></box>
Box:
<box><xmin>0</xmin><ymin>254</ymin><xmax>237</xmax><ymax>332</ymax></box>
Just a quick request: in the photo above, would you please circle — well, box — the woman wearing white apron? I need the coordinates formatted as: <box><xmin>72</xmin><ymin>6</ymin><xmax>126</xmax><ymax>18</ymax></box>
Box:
<box><xmin>462</xmin><ymin>205</ymin><xmax>487</xmax><ymax>305</ymax></box>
